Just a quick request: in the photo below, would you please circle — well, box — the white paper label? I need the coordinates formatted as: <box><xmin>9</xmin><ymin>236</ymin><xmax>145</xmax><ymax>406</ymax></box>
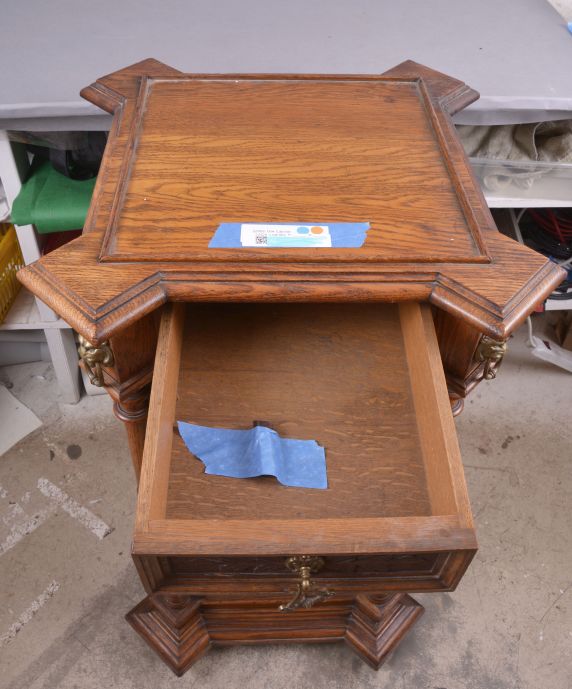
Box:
<box><xmin>240</xmin><ymin>224</ymin><xmax>332</xmax><ymax>247</ymax></box>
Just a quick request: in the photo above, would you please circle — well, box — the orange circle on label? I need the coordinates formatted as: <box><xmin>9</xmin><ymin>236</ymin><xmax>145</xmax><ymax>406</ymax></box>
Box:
<box><xmin>310</xmin><ymin>226</ymin><xmax>324</xmax><ymax>234</ymax></box>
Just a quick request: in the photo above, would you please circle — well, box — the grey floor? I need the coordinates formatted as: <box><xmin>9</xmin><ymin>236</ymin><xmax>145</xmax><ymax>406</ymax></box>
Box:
<box><xmin>0</xmin><ymin>319</ymin><xmax>571</xmax><ymax>689</ymax></box>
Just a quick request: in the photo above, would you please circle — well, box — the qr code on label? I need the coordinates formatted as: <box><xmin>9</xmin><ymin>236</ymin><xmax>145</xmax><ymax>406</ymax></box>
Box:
<box><xmin>255</xmin><ymin>234</ymin><xmax>267</xmax><ymax>245</ymax></box>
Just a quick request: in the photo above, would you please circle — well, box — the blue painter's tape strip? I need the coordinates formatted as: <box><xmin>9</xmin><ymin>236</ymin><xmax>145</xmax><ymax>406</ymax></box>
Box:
<box><xmin>208</xmin><ymin>223</ymin><xmax>240</xmax><ymax>247</ymax></box>
<box><xmin>208</xmin><ymin>222</ymin><xmax>370</xmax><ymax>248</ymax></box>
<box><xmin>178</xmin><ymin>421</ymin><xmax>328</xmax><ymax>489</ymax></box>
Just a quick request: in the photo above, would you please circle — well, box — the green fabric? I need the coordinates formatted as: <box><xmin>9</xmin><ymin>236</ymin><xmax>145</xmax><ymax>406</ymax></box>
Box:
<box><xmin>11</xmin><ymin>159</ymin><xmax>96</xmax><ymax>234</ymax></box>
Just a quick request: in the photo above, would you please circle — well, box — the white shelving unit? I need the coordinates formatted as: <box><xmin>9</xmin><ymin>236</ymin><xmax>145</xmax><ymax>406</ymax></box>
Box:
<box><xmin>0</xmin><ymin>286</ymin><xmax>70</xmax><ymax>330</ymax></box>
<box><xmin>476</xmin><ymin>158</ymin><xmax>572</xmax><ymax>210</ymax></box>
<box><xmin>481</xmin><ymin>160</ymin><xmax>571</xmax><ymax>312</ymax></box>
<box><xmin>484</xmin><ymin>182</ymin><xmax>572</xmax><ymax>209</ymax></box>
<box><xmin>0</xmin><ymin>131</ymin><xmax>81</xmax><ymax>403</ymax></box>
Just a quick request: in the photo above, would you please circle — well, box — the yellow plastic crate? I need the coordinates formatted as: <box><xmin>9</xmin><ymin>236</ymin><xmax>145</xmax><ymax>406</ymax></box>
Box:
<box><xmin>0</xmin><ymin>224</ymin><xmax>25</xmax><ymax>324</ymax></box>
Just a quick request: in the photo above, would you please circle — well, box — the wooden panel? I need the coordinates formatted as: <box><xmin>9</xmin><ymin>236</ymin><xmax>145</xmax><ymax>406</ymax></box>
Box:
<box><xmin>400</xmin><ymin>303</ymin><xmax>473</xmax><ymax>526</ymax></box>
<box><xmin>136</xmin><ymin>302</ymin><xmax>185</xmax><ymax>529</ymax></box>
<box><xmin>17</xmin><ymin>60</ymin><xmax>566</xmax><ymax>344</ymax></box>
<box><xmin>167</xmin><ymin>553</ymin><xmax>443</xmax><ymax>578</ymax></box>
<box><xmin>135</xmin><ymin>551</ymin><xmax>475</xmax><ymax>594</ymax></box>
<box><xmin>167</xmin><ymin>303</ymin><xmax>430</xmax><ymax>521</ymax></box>
<box><xmin>106</xmin><ymin>310</ymin><xmax>160</xmax><ymax>391</ymax></box>
<box><xmin>432</xmin><ymin>307</ymin><xmax>485</xmax><ymax>397</ymax></box>
<box><xmin>135</xmin><ymin>515</ymin><xmax>476</xmax><ymax>556</ymax></box>
<box><xmin>101</xmin><ymin>77</ymin><xmax>486</xmax><ymax>264</ymax></box>
<box><xmin>134</xmin><ymin>301</ymin><xmax>476</xmax><ymax>558</ymax></box>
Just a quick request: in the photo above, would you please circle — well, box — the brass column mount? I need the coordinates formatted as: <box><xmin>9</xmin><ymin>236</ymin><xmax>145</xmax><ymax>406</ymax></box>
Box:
<box><xmin>279</xmin><ymin>556</ymin><xmax>334</xmax><ymax>612</ymax></box>
<box><xmin>477</xmin><ymin>336</ymin><xmax>507</xmax><ymax>380</ymax></box>
<box><xmin>77</xmin><ymin>335</ymin><xmax>114</xmax><ymax>387</ymax></box>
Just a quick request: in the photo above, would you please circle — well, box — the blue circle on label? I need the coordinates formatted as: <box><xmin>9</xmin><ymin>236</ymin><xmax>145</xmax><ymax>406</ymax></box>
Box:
<box><xmin>297</xmin><ymin>226</ymin><xmax>310</xmax><ymax>234</ymax></box>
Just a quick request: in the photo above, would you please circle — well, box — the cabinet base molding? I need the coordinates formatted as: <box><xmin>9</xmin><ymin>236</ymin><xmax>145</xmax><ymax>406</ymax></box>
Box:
<box><xmin>126</xmin><ymin>590</ymin><xmax>424</xmax><ymax>676</ymax></box>
<box><xmin>345</xmin><ymin>593</ymin><xmax>423</xmax><ymax>669</ymax></box>
<box><xmin>449</xmin><ymin>395</ymin><xmax>465</xmax><ymax>417</ymax></box>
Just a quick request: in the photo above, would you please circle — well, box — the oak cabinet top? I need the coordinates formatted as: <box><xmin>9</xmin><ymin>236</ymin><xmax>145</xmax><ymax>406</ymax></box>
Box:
<box><xmin>18</xmin><ymin>59</ymin><xmax>564</xmax><ymax>342</ymax></box>
<box><xmin>101</xmin><ymin>75</ymin><xmax>485</xmax><ymax>265</ymax></box>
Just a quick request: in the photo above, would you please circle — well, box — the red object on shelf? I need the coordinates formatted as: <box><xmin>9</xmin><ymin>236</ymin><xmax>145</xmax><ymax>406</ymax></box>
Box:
<box><xmin>528</xmin><ymin>209</ymin><xmax>572</xmax><ymax>242</ymax></box>
<box><xmin>42</xmin><ymin>230</ymin><xmax>82</xmax><ymax>255</ymax></box>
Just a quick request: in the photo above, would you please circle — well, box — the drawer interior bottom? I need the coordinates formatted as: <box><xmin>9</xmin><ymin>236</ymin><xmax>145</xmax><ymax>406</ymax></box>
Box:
<box><xmin>167</xmin><ymin>303</ymin><xmax>431</xmax><ymax>521</ymax></box>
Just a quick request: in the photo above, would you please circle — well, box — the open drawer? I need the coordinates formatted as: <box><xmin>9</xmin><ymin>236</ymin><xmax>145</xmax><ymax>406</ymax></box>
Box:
<box><xmin>134</xmin><ymin>301</ymin><xmax>476</xmax><ymax>594</ymax></box>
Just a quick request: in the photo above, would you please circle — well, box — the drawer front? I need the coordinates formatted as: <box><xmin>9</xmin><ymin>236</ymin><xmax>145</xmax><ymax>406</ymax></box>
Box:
<box><xmin>156</xmin><ymin>550</ymin><xmax>474</xmax><ymax>593</ymax></box>
<box><xmin>169</xmin><ymin>553</ymin><xmax>445</xmax><ymax>580</ymax></box>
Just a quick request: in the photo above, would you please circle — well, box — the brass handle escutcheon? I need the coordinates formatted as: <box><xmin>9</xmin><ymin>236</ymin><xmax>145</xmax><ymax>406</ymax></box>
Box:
<box><xmin>279</xmin><ymin>555</ymin><xmax>334</xmax><ymax>612</ymax></box>
<box><xmin>477</xmin><ymin>336</ymin><xmax>507</xmax><ymax>380</ymax></box>
<box><xmin>77</xmin><ymin>335</ymin><xmax>114</xmax><ymax>387</ymax></box>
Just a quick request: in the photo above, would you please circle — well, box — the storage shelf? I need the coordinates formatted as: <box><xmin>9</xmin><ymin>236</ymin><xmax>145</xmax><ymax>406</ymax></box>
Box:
<box><xmin>545</xmin><ymin>296</ymin><xmax>572</xmax><ymax>311</ymax></box>
<box><xmin>0</xmin><ymin>285</ymin><xmax>71</xmax><ymax>330</ymax></box>
<box><xmin>484</xmin><ymin>184</ymin><xmax>572</xmax><ymax>209</ymax></box>
<box><xmin>471</xmin><ymin>157</ymin><xmax>572</xmax><ymax>209</ymax></box>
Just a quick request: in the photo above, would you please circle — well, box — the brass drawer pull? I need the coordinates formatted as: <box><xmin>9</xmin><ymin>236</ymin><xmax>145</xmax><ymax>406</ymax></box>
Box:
<box><xmin>279</xmin><ymin>556</ymin><xmax>334</xmax><ymax>612</ymax></box>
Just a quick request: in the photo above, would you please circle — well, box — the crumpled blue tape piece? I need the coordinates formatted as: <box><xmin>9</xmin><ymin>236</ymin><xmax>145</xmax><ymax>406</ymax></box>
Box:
<box><xmin>208</xmin><ymin>222</ymin><xmax>370</xmax><ymax>248</ymax></box>
<box><xmin>177</xmin><ymin>422</ymin><xmax>327</xmax><ymax>489</ymax></box>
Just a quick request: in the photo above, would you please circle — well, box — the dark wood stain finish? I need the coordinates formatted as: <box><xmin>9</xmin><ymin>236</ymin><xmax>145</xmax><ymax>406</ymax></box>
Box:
<box><xmin>127</xmin><ymin>591</ymin><xmax>424</xmax><ymax>675</ymax></box>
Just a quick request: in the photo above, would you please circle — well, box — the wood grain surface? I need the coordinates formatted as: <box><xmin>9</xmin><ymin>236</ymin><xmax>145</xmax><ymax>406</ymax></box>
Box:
<box><xmin>129</xmin><ymin>299</ymin><xmax>476</xmax><ymax>671</ymax></box>
<box><xmin>135</xmin><ymin>302</ymin><xmax>185</xmax><ymax>531</ymax></box>
<box><xmin>134</xmin><ymin>301</ymin><xmax>476</xmax><ymax>558</ymax></box>
<box><xmin>101</xmin><ymin>76</ymin><xmax>486</xmax><ymax>264</ymax></box>
<box><xmin>134</xmin><ymin>549</ymin><xmax>473</xmax><ymax>594</ymax></box>
<box><xmin>17</xmin><ymin>58</ymin><xmax>565</xmax><ymax>343</ymax></box>
<box><xmin>168</xmin><ymin>302</ymin><xmax>429</xmax><ymax>521</ymax></box>
<box><xmin>126</xmin><ymin>591</ymin><xmax>424</xmax><ymax>675</ymax></box>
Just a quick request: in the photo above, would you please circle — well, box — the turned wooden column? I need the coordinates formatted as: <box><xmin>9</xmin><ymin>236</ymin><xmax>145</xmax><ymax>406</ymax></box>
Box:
<box><xmin>110</xmin><ymin>388</ymin><xmax>150</xmax><ymax>478</ymax></box>
<box><xmin>78</xmin><ymin>311</ymin><xmax>160</xmax><ymax>480</ymax></box>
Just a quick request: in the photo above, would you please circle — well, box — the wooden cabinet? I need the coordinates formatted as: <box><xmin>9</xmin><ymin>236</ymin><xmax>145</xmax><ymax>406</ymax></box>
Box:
<box><xmin>129</xmin><ymin>301</ymin><xmax>476</xmax><ymax>674</ymax></box>
<box><xmin>18</xmin><ymin>58</ymin><xmax>564</xmax><ymax>674</ymax></box>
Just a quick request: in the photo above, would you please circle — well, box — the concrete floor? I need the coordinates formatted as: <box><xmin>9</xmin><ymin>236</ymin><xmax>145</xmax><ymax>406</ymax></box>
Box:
<box><xmin>0</xmin><ymin>318</ymin><xmax>571</xmax><ymax>689</ymax></box>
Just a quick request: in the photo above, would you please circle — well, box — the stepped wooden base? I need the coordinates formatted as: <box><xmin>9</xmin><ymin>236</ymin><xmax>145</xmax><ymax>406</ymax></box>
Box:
<box><xmin>126</xmin><ymin>591</ymin><xmax>424</xmax><ymax>676</ymax></box>
<box><xmin>345</xmin><ymin>593</ymin><xmax>423</xmax><ymax>669</ymax></box>
<box><xmin>126</xmin><ymin>593</ymin><xmax>210</xmax><ymax>676</ymax></box>
<box><xmin>450</xmin><ymin>395</ymin><xmax>465</xmax><ymax>417</ymax></box>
